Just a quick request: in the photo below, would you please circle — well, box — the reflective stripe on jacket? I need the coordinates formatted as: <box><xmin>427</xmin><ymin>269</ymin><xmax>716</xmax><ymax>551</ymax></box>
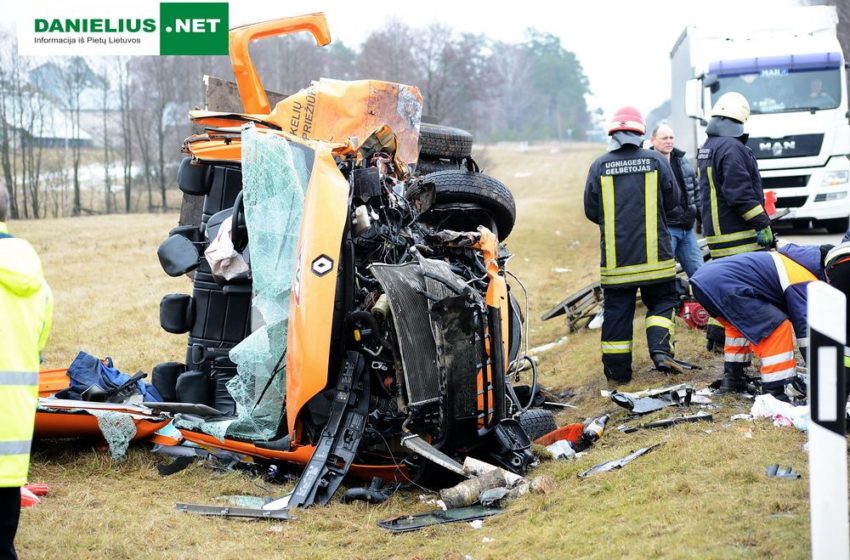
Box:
<box><xmin>0</xmin><ymin>222</ymin><xmax>53</xmax><ymax>487</ymax></box>
<box><xmin>690</xmin><ymin>244</ymin><xmax>819</xmax><ymax>344</ymax></box>
<box><xmin>584</xmin><ymin>144</ymin><xmax>680</xmax><ymax>287</ymax></box>
<box><xmin>697</xmin><ymin>135</ymin><xmax>771</xmax><ymax>257</ymax></box>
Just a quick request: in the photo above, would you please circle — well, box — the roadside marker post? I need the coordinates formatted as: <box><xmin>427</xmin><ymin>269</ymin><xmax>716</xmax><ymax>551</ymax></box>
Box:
<box><xmin>807</xmin><ymin>281</ymin><xmax>849</xmax><ymax>560</ymax></box>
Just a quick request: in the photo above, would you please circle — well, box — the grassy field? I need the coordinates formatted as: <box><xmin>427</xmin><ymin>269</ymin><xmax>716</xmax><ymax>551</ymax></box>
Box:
<box><xmin>12</xmin><ymin>142</ymin><xmax>817</xmax><ymax>559</ymax></box>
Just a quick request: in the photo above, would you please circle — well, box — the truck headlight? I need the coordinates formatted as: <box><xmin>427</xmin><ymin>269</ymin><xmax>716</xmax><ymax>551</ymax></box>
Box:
<box><xmin>822</xmin><ymin>170</ymin><xmax>849</xmax><ymax>186</ymax></box>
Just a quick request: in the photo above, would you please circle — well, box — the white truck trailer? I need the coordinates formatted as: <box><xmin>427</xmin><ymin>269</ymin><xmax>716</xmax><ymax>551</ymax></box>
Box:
<box><xmin>669</xmin><ymin>5</ymin><xmax>850</xmax><ymax>232</ymax></box>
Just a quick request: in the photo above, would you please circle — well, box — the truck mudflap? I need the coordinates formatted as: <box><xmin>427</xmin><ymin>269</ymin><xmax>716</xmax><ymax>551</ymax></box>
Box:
<box><xmin>287</xmin><ymin>351</ymin><xmax>371</xmax><ymax>508</ymax></box>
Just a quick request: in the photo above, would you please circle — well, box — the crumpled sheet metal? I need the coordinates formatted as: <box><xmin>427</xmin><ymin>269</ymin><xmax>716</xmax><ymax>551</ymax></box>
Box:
<box><xmin>577</xmin><ymin>444</ymin><xmax>661</xmax><ymax>478</ymax></box>
<box><xmin>266</xmin><ymin>78</ymin><xmax>422</xmax><ymax>164</ymax></box>
<box><xmin>611</xmin><ymin>392</ymin><xmax>673</xmax><ymax>415</ymax></box>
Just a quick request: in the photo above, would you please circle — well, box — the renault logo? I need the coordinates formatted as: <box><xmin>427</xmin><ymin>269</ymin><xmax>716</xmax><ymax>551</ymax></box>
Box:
<box><xmin>311</xmin><ymin>254</ymin><xmax>334</xmax><ymax>276</ymax></box>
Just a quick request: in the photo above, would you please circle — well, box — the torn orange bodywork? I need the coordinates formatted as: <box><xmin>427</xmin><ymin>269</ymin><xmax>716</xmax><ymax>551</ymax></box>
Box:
<box><xmin>229</xmin><ymin>13</ymin><xmax>331</xmax><ymax>114</ymax></box>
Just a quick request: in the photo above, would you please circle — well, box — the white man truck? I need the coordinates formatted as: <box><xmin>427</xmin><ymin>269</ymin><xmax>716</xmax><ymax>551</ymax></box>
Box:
<box><xmin>669</xmin><ymin>5</ymin><xmax>850</xmax><ymax>233</ymax></box>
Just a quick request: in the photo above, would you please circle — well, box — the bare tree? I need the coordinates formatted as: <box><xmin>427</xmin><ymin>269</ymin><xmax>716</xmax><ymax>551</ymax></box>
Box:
<box><xmin>355</xmin><ymin>20</ymin><xmax>422</xmax><ymax>86</ymax></box>
<box><xmin>19</xmin><ymin>78</ymin><xmax>48</xmax><ymax>218</ymax></box>
<box><xmin>0</xmin><ymin>32</ymin><xmax>23</xmax><ymax>219</ymax></box>
<box><xmin>96</xmin><ymin>60</ymin><xmax>115</xmax><ymax>214</ymax></box>
<box><xmin>484</xmin><ymin>42</ymin><xmax>536</xmax><ymax>139</ymax></box>
<box><xmin>60</xmin><ymin>57</ymin><xmax>97</xmax><ymax>216</ymax></box>
<box><xmin>115</xmin><ymin>56</ymin><xmax>134</xmax><ymax>213</ymax></box>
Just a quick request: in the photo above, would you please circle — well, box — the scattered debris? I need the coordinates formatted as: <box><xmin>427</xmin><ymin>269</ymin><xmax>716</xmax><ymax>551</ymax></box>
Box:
<box><xmin>20</xmin><ymin>486</ymin><xmax>41</xmax><ymax>508</ymax></box>
<box><xmin>528</xmin><ymin>336</ymin><xmax>569</xmax><ymax>357</ymax></box>
<box><xmin>751</xmin><ymin>394</ymin><xmax>809</xmax><ymax>431</ymax></box>
<box><xmin>587</xmin><ymin>311</ymin><xmax>604</xmax><ymax>330</ymax></box>
<box><xmin>469</xmin><ymin>519</ymin><xmax>484</xmax><ymax>529</ymax></box>
<box><xmin>482</xmin><ymin>537</ymin><xmax>495</xmax><ymax>544</ymax></box>
<box><xmin>577</xmin><ymin>444</ymin><xmax>661</xmax><ymax>478</ymax></box>
<box><xmin>402</xmin><ymin>434</ymin><xmax>469</xmax><ymax>477</ymax></box>
<box><xmin>609</xmin><ymin>384</ymin><xmax>708</xmax><ymax>414</ymax></box>
<box><xmin>619</xmin><ymin>412</ymin><xmax>713</xmax><ymax>433</ymax></box>
<box><xmin>418</xmin><ymin>495</ymin><xmax>448</xmax><ymax>511</ymax></box>
<box><xmin>541</xmin><ymin>282</ymin><xmax>602</xmax><ymax>333</ymax></box>
<box><xmin>479</xmin><ymin>487</ymin><xmax>511</xmax><ymax>507</ymax></box>
<box><xmin>602</xmin><ymin>383</ymin><xmax>693</xmax><ymax>400</ymax></box>
<box><xmin>730</xmin><ymin>414</ymin><xmax>753</xmax><ymax>421</ymax></box>
<box><xmin>378</xmin><ymin>505</ymin><xmax>502</xmax><ymax>533</ymax></box>
<box><xmin>218</xmin><ymin>495</ymin><xmax>268</xmax><ymax>509</ymax></box>
<box><xmin>766</xmin><ymin>465</ymin><xmax>802</xmax><ymax>480</ymax></box>
<box><xmin>611</xmin><ymin>392</ymin><xmax>674</xmax><ymax>415</ymax></box>
<box><xmin>176</xmin><ymin>503</ymin><xmax>293</xmax><ymax>520</ymax></box>
<box><xmin>462</xmin><ymin>457</ymin><xmax>524</xmax><ymax>487</ymax></box>
<box><xmin>546</xmin><ymin>440</ymin><xmax>577</xmax><ymax>460</ymax></box>
<box><xmin>441</xmin><ymin>469</ymin><xmax>507</xmax><ymax>509</ymax></box>
<box><xmin>534</xmin><ymin>423</ymin><xmax>583</xmax><ymax>446</ymax></box>
<box><xmin>581</xmin><ymin>414</ymin><xmax>609</xmax><ymax>446</ymax></box>
<box><xmin>24</xmin><ymin>483</ymin><xmax>49</xmax><ymax>497</ymax></box>
<box><xmin>529</xmin><ymin>475</ymin><xmax>557</xmax><ymax>495</ymax></box>
<box><xmin>341</xmin><ymin>477</ymin><xmax>393</xmax><ymax>504</ymax></box>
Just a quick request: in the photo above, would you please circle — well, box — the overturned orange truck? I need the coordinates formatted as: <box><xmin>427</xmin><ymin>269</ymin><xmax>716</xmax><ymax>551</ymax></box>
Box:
<box><xmin>37</xmin><ymin>13</ymin><xmax>548</xmax><ymax>504</ymax></box>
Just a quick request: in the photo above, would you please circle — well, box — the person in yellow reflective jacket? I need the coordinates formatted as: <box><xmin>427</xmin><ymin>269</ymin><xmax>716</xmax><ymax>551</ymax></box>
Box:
<box><xmin>0</xmin><ymin>187</ymin><xmax>52</xmax><ymax>560</ymax></box>
<box><xmin>584</xmin><ymin>106</ymin><xmax>681</xmax><ymax>383</ymax></box>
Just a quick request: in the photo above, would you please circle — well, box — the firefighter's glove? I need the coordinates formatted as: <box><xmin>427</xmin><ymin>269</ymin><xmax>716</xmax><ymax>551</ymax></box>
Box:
<box><xmin>756</xmin><ymin>226</ymin><xmax>774</xmax><ymax>248</ymax></box>
<box><xmin>705</xmin><ymin>324</ymin><xmax>725</xmax><ymax>354</ymax></box>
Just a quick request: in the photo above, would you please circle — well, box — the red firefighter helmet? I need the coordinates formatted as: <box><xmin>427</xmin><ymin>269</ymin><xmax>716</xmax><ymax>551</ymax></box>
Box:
<box><xmin>607</xmin><ymin>106</ymin><xmax>646</xmax><ymax>136</ymax></box>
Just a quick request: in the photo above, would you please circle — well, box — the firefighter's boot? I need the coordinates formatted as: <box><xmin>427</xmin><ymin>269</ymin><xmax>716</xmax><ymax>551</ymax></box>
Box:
<box><xmin>716</xmin><ymin>363</ymin><xmax>747</xmax><ymax>394</ymax></box>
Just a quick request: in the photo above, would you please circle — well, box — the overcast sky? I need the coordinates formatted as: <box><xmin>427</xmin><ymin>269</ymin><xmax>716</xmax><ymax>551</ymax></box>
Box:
<box><xmin>229</xmin><ymin>0</ymin><xmax>802</xmax><ymax>117</ymax></box>
<box><xmin>6</xmin><ymin>0</ymin><xmax>804</xmax><ymax>117</ymax></box>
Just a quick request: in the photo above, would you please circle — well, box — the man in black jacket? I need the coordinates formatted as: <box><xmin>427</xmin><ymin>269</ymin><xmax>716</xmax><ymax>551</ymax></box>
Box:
<box><xmin>697</xmin><ymin>91</ymin><xmax>772</xmax><ymax>353</ymax></box>
<box><xmin>584</xmin><ymin>106</ymin><xmax>681</xmax><ymax>383</ymax></box>
<box><xmin>650</xmin><ymin>123</ymin><xmax>702</xmax><ymax>278</ymax></box>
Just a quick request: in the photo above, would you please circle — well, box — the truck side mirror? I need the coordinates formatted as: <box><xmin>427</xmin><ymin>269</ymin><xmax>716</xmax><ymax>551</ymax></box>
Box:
<box><xmin>685</xmin><ymin>78</ymin><xmax>707</xmax><ymax>125</ymax></box>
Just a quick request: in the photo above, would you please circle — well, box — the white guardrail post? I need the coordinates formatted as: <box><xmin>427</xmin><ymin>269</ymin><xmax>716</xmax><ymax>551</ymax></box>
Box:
<box><xmin>807</xmin><ymin>281</ymin><xmax>849</xmax><ymax>560</ymax></box>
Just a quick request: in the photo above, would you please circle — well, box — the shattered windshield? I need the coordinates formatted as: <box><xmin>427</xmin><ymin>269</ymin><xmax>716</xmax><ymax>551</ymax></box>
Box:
<box><xmin>708</xmin><ymin>54</ymin><xmax>842</xmax><ymax>114</ymax></box>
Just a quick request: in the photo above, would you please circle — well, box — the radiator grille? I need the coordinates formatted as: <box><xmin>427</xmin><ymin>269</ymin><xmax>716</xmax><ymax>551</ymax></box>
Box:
<box><xmin>371</xmin><ymin>263</ymin><xmax>440</xmax><ymax>406</ymax></box>
<box><xmin>776</xmin><ymin>195</ymin><xmax>808</xmax><ymax>209</ymax></box>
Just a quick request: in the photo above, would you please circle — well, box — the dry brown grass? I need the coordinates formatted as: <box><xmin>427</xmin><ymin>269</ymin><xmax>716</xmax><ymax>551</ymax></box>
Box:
<box><xmin>12</xmin><ymin>142</ymin><xmax>816</xmax><ymax>559</ymax></box>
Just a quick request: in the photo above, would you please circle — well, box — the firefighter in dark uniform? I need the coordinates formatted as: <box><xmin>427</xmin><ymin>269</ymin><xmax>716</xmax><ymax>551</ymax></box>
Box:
<box><xmin>697</xmin><ymin>92</ymin><xmax>774</xmax><ymax>355</ymax></box>
<box><xmin>584</xmin><ymin>106</ymin><xmax>682</xmax><ymax>384</ymax></box>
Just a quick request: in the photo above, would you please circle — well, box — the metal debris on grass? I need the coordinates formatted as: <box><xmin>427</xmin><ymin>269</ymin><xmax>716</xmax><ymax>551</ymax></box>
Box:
<box><xmin>378</xmin><ymin>505</ymin><xmax>502</xmax><ymax>533</ymax></box>
<box><xmin>577</xmin><ymin>444</ymin><xmax>662</xmax><ymax>478</ymax></box>
<box><xmin>766</xmin><ymin>464</ymin><xmax>802</xmax><ymax>479</ymax></box>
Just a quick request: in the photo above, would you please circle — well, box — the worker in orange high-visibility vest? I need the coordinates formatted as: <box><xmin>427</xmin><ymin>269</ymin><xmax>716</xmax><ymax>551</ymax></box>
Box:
<box><xmin>691</xmin><ymin>242</ymin><xmax>850</xmax><ymax>399</ymax></box>
<box><xmin>0</xmin><ymin>186</ymin><xmax>53</xmax><ymax>559</ymax></box>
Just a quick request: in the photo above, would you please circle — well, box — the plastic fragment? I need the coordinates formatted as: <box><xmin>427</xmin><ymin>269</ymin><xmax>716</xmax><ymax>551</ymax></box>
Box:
<box><xmin>766</xmin><ymin>464</ymin><xmax>802</xmax><ymax>479</ymax></box>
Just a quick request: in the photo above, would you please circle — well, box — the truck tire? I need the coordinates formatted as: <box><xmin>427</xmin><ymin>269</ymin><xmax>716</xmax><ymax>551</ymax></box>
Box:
<box><xmin>518</xmin><ymin>408</ymin><xmax>557</xmax><ymax>441</ymax></box>
<box><xmin>407</xmin><ymin>170</ymin><xmax>517</xmax><ymax>239</ymax></box>
<box><xmin>418</xmin><ymin>123</ymin><xmax>473</xmax><ymax>159</ymax></box>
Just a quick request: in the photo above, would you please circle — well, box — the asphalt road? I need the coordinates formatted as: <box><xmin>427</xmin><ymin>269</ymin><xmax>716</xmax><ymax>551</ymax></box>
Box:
<box><xmin>773</xmin><ymin>223</ymin><xmax>845</xmax><ymax>246</ymax></box>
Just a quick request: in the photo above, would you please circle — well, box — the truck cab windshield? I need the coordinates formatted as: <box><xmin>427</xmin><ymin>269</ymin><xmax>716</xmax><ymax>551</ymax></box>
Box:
<box><xmin>709</xmin><ymin>67</ymin><xmax>841</xmax><ymax>114</ymax></box>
